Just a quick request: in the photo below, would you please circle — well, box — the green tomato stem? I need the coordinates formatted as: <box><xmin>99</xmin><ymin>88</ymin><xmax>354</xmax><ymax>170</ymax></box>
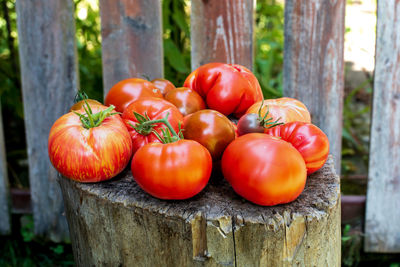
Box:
<box><xmin>74</xmin><ymin>100</ymin><xmax>117</xmax><ymax>129</ymax></box>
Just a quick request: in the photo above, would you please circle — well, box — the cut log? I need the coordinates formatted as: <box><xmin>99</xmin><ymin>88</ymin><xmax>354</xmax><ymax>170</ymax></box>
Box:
<box><xmin>59</xmin><ymin>156</ymin><xmax>340</xmax><ymax>266</ymax></box>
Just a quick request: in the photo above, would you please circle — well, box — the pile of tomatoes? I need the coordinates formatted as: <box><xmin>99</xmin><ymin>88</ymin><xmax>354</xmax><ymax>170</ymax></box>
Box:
<box><xmin>48</xmin><ymin>63</ymin><xmax>329</xmax><ymax>206</ymax></box>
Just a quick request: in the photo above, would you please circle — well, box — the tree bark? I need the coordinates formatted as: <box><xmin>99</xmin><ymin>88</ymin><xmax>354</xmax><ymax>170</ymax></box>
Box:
<box><xmin>59</xmin><ymin>156</ymin><xmax>340</xmax><ymax>266</ymax></box>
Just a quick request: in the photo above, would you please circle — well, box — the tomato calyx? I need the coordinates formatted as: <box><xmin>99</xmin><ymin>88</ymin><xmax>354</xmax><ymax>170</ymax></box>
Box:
<box><xmin>73</xmin><ymin>100</ymin><xmax>118</xmax><ymax>129</ymax></box>
<box><xmin>131</xmin><ymin>112</ymin><xmax>183</xmax><ymax>144</ymax></box>
<box><xmin>256</xmin><ymin>100</ymin><xmax>283</xmax><ymax>129</ymax></box>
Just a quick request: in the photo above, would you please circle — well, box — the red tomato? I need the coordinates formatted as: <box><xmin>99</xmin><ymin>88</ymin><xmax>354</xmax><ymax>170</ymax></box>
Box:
<box><xmin>246</xmin><ymin>97</ymin><xmax>311</xmax><ymax>124</ymax></box>
<box><xmin>165</xmin><ymin>87</ymin><xmax>206</xmax><ymax>116</ymax></box>
<box><xmin>183</xmin><ymin>109</ymin><xmax>236</xmax><ymax>161</ymax></box>
<box><xmin>221</xmin><ymin>133</ymin><xmax>307</xmax><ymax>206</ymax></box>
<box><xmin>105</xmin><ymin>78</ymin><xmax>163</xmax><ymax>113</ymax></box>
<box><xmin>265</xmin><ymin>122</ymin><xmax>329</xmax><ymax>174</ymax></box>
<box><xmin>48</xmin><ymin>105</ymin><xmax>133</xmax><ymax>182</ymax></box>
<box><xmin>183</xmin><ymin>63</ymin><xmax>263</xmax><ymax>118</ymax></box>
<box><xmin>131</xmin><ymin>140</ymin><xmax>212</xmax><ymax>199</ymax></box>
<box><xmin>151</xmin><ymin>78</ymin><xmax>176</xmax><ymax>96</ymax></box>
<box><xmin>122</xmin><ymin>97</ymin><xmax>183</xmax><ymax>154</ymax></box>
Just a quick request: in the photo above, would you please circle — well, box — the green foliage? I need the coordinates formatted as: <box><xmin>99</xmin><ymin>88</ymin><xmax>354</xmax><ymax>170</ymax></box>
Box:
<box><xmin>74</xmin><ymin>0</ymin><xmax>103</xmax><ymax>101</ymax></box>
<box><xmin>162</xmin><ymin>0</ymin><xmax>191</xmax><ymax>86</ymax></box>
<box><xmin>341</xmin><ymin>77</ymin><xmax>372</xmax><ymax>175</ymax></box>
<box><xmin>254</xmin><ymin>0</ymin><xmax>284</xmax><ymax>99</ymax></box>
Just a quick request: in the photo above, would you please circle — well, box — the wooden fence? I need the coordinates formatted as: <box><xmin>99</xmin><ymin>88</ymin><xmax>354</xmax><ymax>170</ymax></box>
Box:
<box><xmin>0</xmin><ymin>0</ymin><xmax>399</xmax><ymax>253</ymax></box>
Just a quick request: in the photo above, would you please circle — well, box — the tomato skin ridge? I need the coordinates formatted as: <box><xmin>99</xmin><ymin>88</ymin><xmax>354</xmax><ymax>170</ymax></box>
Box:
<box><xmin>265</xmin><ymin>122</ymin><xmax>329</xmax><ymax>175</ymax></box>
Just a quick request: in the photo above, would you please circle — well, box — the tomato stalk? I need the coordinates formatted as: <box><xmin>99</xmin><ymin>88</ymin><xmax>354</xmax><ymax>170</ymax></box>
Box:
<box><xmin>74</xmin><ymin>90</ymin><xmax>89</xmax><ymax>103</ymax></box>
<box><xmin>73</xmin><ymin>100</ymin><xmax>118</xmax><ymax>129</ymax></box>
<box><xmin>131</xmin><ymin>112</ymin><xmax>183</xmax><ymax>144</ymax></box>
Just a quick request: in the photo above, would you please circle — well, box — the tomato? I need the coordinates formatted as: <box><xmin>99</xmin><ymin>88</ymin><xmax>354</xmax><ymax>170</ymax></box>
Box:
<box><xmin>132</xmin><ymin>140</ymin><xmax>212</xmax><ymax>200</ymax></box>
<box><xmin>105</xmin><ymin>78</ymin><xmax>163</xmax><ymax>113</ymax></box>
<box><xmin>151</xmin><ymin>78</ymin><xmax>176</xmax><ymax>96</ymax></box>
<box><xmin>222</xmin><ymin>133</ymin><xmax>306</xmax><ymax>206</ymax></box>
<box><xmin>70</xmin><ymin>99</ymin><xmax>105</xmax><ymax>111</ymax></box>
<box><xmin>183</xmin><ymin>109</ymin><xmax>236</xmax><ymax>161</ymax></box>
<box><xmin>183</xmin><ymin>63</ymin><xmax>263</xmax><ymax>117</ymax></box>
<box><xmin>265</xmin><ymin>122</ymin><xmax>329</xmax><ymax>174</ymax></box>
<box><xmin>246</xmin><ymin>97</ymin><xmax>311</xmax><ymax>124</ymax></box>
<box><xmin>165</xmin><ymin>87</ymin><xmax>206</xmax><ymax>116</ymax></box>
<box><xmin>237</xmin><ymin>113</ymin><xmax>268</xmax><ymax>136</ymax></box>
<box><xmin>48</xmin><ymin>104</ymin><xmax>133</xmax><ymax>182</ymax></box>
<box><xmin>122</xmin><ymin>97</ymin><xmax>183</xmax><ymax>154</ymax></box>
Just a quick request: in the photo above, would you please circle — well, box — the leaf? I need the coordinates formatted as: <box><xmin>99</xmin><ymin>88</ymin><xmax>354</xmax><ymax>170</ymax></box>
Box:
<box><xmin>172</xmin><ymin>11</ymin><xmax>189</xmax><ymax>36</ymax></box>
<box><xmin>164</xmin><ymin>39</ymin><xmax>189</xmax><ymax>73</ymax></box>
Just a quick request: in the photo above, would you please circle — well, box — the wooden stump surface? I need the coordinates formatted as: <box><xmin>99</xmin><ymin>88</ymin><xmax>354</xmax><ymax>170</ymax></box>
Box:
<box><xmin>59</xmin><ymin>156</ymin><xmax>340</xmax><ymax>267</ymax></box>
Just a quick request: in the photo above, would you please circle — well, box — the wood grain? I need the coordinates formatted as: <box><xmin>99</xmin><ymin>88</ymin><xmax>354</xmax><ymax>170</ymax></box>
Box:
<box><xmin>283</xmin><ymin>0</ymin><xmax>346</xmax><ymax>174</ymax></box>
<box><xmin>16</xmin><ymin>0</ymin><xmax>78</xmax><ymax>241</ymax></box>
<box><xmin>0</xmin><ymin>104</ymin><xmax>10</xmax><ymax>234</ymax></box>
<box><xmin>191</xmin><ymin>0</ymin><xmax>254</xmax><ymax>70</ymax></box>
<box><xmin>100</xmin><ymin>0</ymin><xmax>163</xmax><ymax>95</ymax></box>
<box><xmin>365</xmin><ymin>0</ymin><xmax>400</xmax><ymax>253</ymax></box>
<box><xmin>59</xmin><ymin>156</ymin><xmax>340</xmax><ymax>266</ymax></box>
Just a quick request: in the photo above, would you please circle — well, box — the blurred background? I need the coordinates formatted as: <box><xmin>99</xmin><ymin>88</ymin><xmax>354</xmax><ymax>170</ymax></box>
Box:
<box><xmin>0</xmin><ymin>0</ymin><xmax>398</xmax><ymax>266</ymax></box>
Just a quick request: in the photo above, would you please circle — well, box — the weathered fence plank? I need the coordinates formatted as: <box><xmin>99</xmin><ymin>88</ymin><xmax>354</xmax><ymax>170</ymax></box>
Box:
<box><xmin>16</xmin><ymin>0</ymin><xmax>78</xmax><ymax>241</ymax></box>
<box><xmin>100</xmin><ymin>0</ymin><xmax>163</xmax><ymax>95</ymax></box>
<box><xmin>365</xmin><ymin>0</ymin><xmax>400</xmax><ymax>253</ymax></box>
<box><xmin>0</xmin><ymin>104</ymin><xmax>11</xmax><ymax>234</ymax></box>
<box><xmin>283</xmin><ymin>0</ymin><xmax>346</xmax><ymax>174</ymax></box>
<box><xmin>191</xmin><ymin>0</ymin><xmax>254</xmax><ymax>70</ymax></box>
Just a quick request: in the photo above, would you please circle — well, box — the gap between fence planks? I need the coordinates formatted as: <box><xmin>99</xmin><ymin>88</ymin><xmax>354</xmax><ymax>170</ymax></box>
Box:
<box><xmin>365</xmin><ymin>0</ymin><xmax>400</xmax><ymax>253</ymax></box>
<box><xmin>283</xmin><ymin>0</ymin><xmax>346</xmax><ymax>175</ymax></box>
<box><xmin>191</xmin><ymin>0</ymin><xmax>254</xmax><ymax>71</ymax></box>
<box><xmin>100</xmin><ymin>0</ymin><xmax>163</xmax><ymax>95</ymax></box>
<box><xmin>0</xmin><ymin>103</ymin><xmax>11</xmax><ymax>234</ymax></box>
<box><xmin>16</xmin><ymin>0</ymin><xmax>78</xmax><ymax>241</ymax></box>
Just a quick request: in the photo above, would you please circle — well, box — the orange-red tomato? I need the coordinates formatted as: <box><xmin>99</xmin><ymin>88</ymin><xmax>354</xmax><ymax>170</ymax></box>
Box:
<box><xmin>221</xmin><ymin>133</ymin><xmax>307</xmax><ymax>206</ymax></box>
<box><xmin>165</xmin><ymin>87</ymin><xmax>206</xmax><ymax>116</ymax></box>
<box><xmin>184</xmin><ymin>63</ymin><xmax>263</xmax><ymax>118</ymax></box>
<box><xmin>48</xmin><ymin>105</ymin><xmax>133</xmax><ymax>182</ymax></box>
<box><xmin>265</xmin><ymin>122</ymin><xmax>329</xmax><ymax>174</ymax></box>
<box><xmin>131</xmin><ymin>140</ymin><xmax>212</xmax><ymax>200</ymax></box>
<box><xmin>246</xmin><ymin>97</ymin><xmax>311</xmax><ymax>125</ymax></box>
<box><xmin>122</xmin><ymin>97</ymin><xmax>183</xmax><ymax>154</ymax></box>
<box><xmin>183</xmin><ymin>110</ymin><xmax>236</xmax><ymax>161</ymax></box>
<box><xmin>151</xmin><ymin>78</ymin><xmax>176</xmax><ymax>96</ymax></box>
<box><xmin>105</xmin><ymin>78</ymin><xmax>163</xmax><ymax>113</ymax></box>
<box><xmin>70</xmin><ymin>99</ymin><xmax>105</xmax><ymax>111</ymax></box>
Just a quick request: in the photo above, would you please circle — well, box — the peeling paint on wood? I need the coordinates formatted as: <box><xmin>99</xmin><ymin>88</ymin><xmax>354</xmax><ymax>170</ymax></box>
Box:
<box><xmin>100</xmin><ymin>0</ymin><xmax>163</xmax><ymax>95</ymax></box>
<box><xmin>191</xmin><ymin>0</ymin><xmax>254</xmax><ymax>70</ymax></box>
<box><xmin>283</xmin><ymin>0</ymin><xmax>346</xmax><ymax>174</ymax></box>
<box><xmin>0</xmin><ymin>104</ymin><xmax>10</xmax><ymax>234</ymax></box>
<box><xmin>365</xmin><ymin>0</ymin><xmax>400</xmax><ymax>253</ymax></box>
<box><xmin>16</xmin><ymin>0</ymin><xmax>78</xmax><ymax>241</ymax></box>
<box><xmin>59</xmin><ymin>156</ymin><xmax>340</xmax><ymax>266</ymax></box>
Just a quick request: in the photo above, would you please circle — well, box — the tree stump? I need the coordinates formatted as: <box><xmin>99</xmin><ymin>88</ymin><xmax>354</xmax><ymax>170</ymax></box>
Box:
<box><xmin>58</xmin><ymin>156</ymin><xmax>340</xmax><ymax>267</ymax></box>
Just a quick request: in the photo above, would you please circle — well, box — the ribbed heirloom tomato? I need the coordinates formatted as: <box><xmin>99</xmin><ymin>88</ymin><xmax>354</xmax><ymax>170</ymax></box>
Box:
<box><xmin>246</xmin><ymin>97</ymin><xmax>311</xmax><ymax>125</ymax></box>
<box><xmin>48</xmin><ymin>103</ymin><xmax>133</xmax><ymax>182</ymax></box>
<box><xmin>265</xmin><ymin>122</ymin><xmax>329</xmax><ymax>174</ymax></box>
<box><xmin>105</xmin><ymin>78</ymin><xmax>163</xmax><ymax>113</ymax></box>
<box><xmin>221</xmin><ymin>133</ymin><xmax>307</xmax><ymax>206</ymax></box>
<box><xmin>184</xmin><ymin>63</ymin><xmax>263</xmax><ymax>117</ymax></box>
<box><xmin>122</xmin><ymin>97</ymin><xmax>183</xmax><ymax>154</ymax></box>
